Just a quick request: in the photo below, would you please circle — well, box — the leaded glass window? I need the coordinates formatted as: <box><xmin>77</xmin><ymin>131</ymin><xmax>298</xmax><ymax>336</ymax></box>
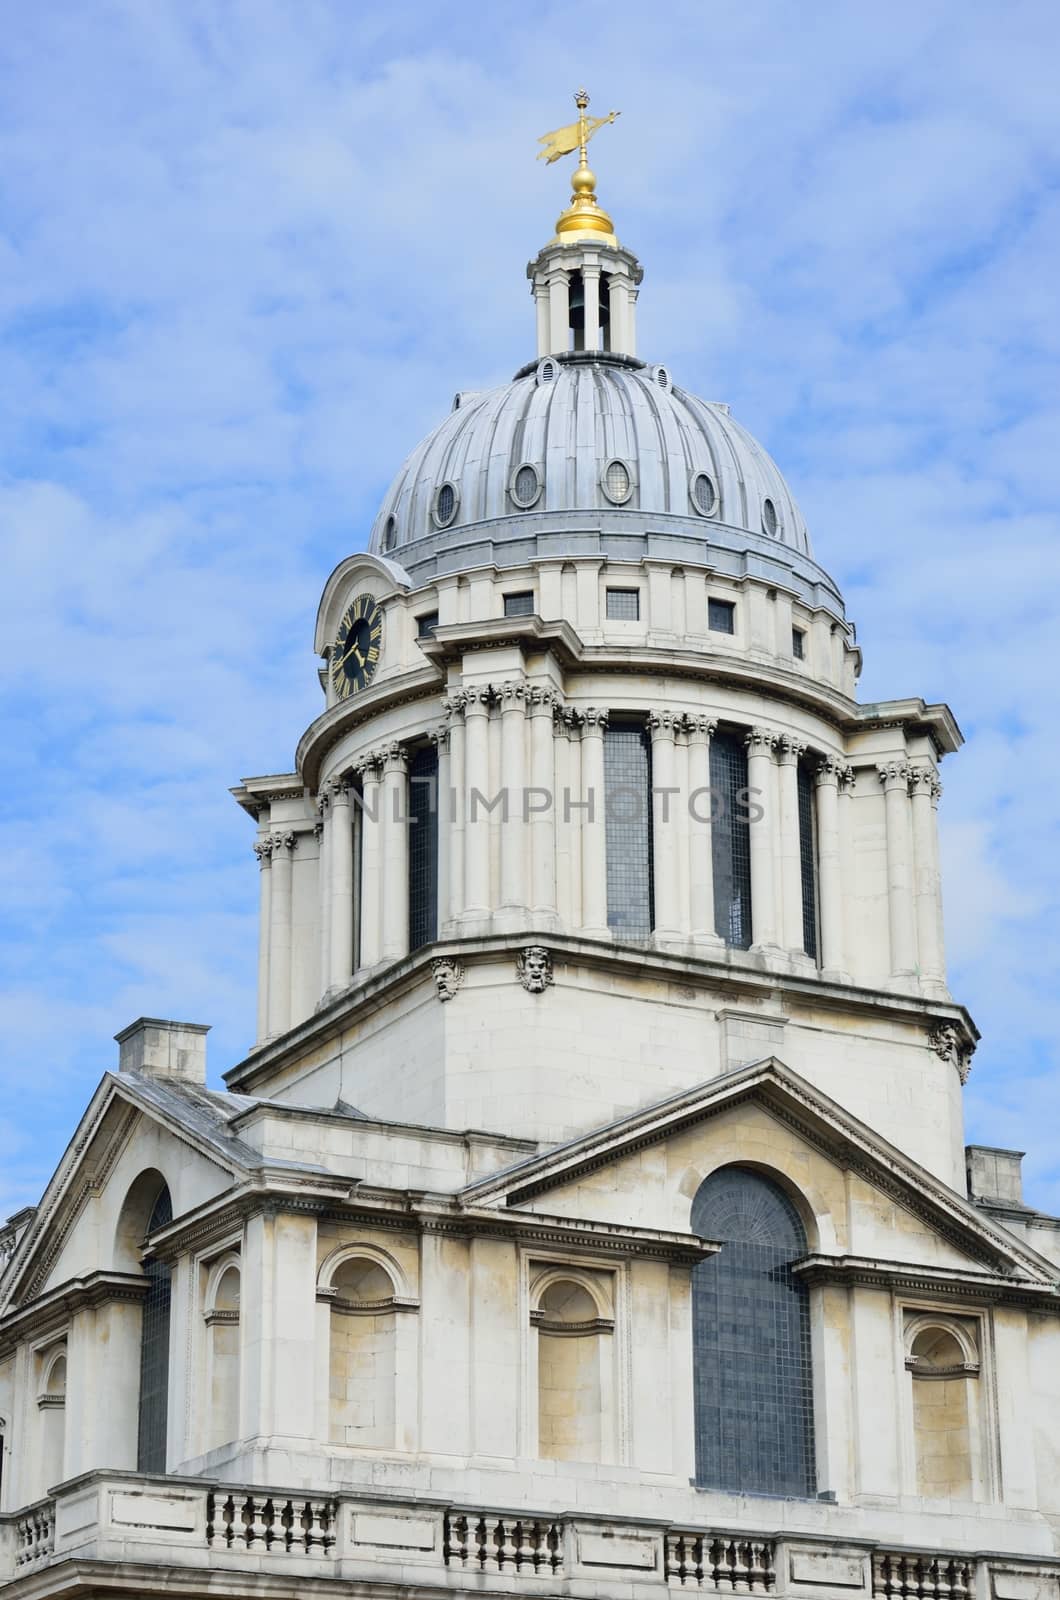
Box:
<box><xmin>136</xmin><ymin>1183</ymin><xmax>172</xmax><ymax>1474</ymax></box>
<box><xmin>798</xmin><ymin>760</ymin><xmax>819</xmax><ymax>962</ymax></box>
<box><xmin>710</xmin><ymin>731</ymin><xmax>752</xmax><ymax>949</ymax></box>
<box><xmin>604</xmin><ymin>720</ymin><xmax>654</xmax><ymax>940</ymax></box>
<box><xmin>691</xmin><ymin>1168</ymin><xmax>815</xmax><ymax>1498</ymax></box>
<box><xmin>504</xmin><ymin>591</ymin><xmax>535</xmax><ymax>617</ymax></box>
<box><xmin>408</xmin><ymin>744</ymin><xmax>439</xmax><ymax>952</ymax></box>
<box><xmin>603</xmin><ymin>459</ymin><xmax>631</xmax><ymax>503</ymax></box>
<box><xmin>606</xmin><ymin>588</ymin><xmax>640</xmax><ymax>621</ymax></box>
<box><xmin>708</xmin><ymin>598</ymin><xmax>735</xmax><ymax>634</ymax></box>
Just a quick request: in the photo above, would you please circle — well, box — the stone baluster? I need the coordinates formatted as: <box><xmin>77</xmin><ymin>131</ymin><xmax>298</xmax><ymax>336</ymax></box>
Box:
<box><xmin>356</xmin><ymin>754</ymin><xmax>383</xmax><ymax>967</ymax></box>
<box><xmin>909</xmin><ymin>764</ymin><xmax>945</xmax><ymax>986</ymax></box>
<box><xmin>380</xmin><ymin>743</ymin><xmax>410</xmax><ymax>963</ymax></box>
<box><xmin>498</xmin><ymin>679</ymin><xmax>528</xmax><ymax>917</ymax></box>
<box><xmin>815</xmin><ymin>756</ymin><xmax>846</xmax><ymax>975</ymax></box>
<box><xmin>877</xmin><ymin>761</ymin><xmax>917</xmax><ymax>979</ymax></box>
<box><xmin>529</xmin><ymin>685</ymin><xmax>558</xmax><ymax>920</ymax></box>
<box><xmin>687</xmin><ymin>715</ymin><xmax>721</xmax><ymax>945</ymax></box>
<box><xmin>745</xmin><ymin>727</ymin><xmax>779</xmax><ymax>949</ymax></box>
<box><xmin>649</xmin><ymin>709</ymin><xmax>681</xmax><ymax>941</ymax></box>
<box><xmin>777</xmin><ymin>735</ymin><xmax>808</xmax><ymax>955</ymax></box>
<box><xmin>578</xmin><ymin>707</ymin><xmax>609</xmax><ymax>937</ymax></box>
<box><xmin>253</xmin><ymin>836</ymin><xmax>273</xmax><ymax>1043</ymax></box>
<box><xmin>328</xmin><ymin>777</ymin><xmax>355</xmax><ymax>989</ymax></box>
<box><xmin>267</xmin><ymin>830</ymin><xmax>297</xmax><ymax>1036</ymax></box>
<box><xmin>463</xmin><ymin>687</ymin><xmax>492</xmax><ymax>918</ymax></box>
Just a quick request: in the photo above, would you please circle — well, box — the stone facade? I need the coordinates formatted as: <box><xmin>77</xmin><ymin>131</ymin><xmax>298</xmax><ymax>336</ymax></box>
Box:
<box><xmin>2</xmin><ymin>153</ymin><xmax>1060</xmax><ymax>1600</ymax></box>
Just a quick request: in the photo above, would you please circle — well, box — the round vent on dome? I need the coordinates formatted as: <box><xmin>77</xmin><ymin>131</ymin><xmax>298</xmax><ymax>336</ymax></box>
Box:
<box><xmin>762</xmin><ymin>497</ymin><xmax>778</xmax><ymax>537</ymax></box>
<box><xmin>536</xmin><ymin>357</ymin><xmax>559</xmax><ymax>386</ymax></box>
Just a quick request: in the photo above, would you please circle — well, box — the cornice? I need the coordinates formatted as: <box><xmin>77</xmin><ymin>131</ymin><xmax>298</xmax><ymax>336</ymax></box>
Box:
<box><xmin>792</xmin><ymin>1253</ymin><xmax>1060</xmax><ymax>1312</ymax></box>
<box><xmin>224</xmin><ymin>929</ymin><xmax>979</xmax><ymax>1097</ymax></box>
<box><xmin>293</xmin><ymin>666</ymin><xmax>443</xmax><ymax>792</ymax></box>
<box><xmin>0</xmin><ymin>1270</ymin><xmax>148</xmax><ymax>1357</ymax></box>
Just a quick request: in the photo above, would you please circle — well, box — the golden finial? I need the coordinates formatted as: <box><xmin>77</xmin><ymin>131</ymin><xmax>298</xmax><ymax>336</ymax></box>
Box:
<box><xmin>537</xmin><ymin>89</ymin><xmax>620</xmax><ymax>246</ymax></box>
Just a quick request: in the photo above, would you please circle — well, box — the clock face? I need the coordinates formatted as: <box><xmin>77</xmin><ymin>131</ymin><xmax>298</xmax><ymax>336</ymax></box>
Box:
<box><xmin>331</xmin><ymin>594</ymin><xmax>383</xmax><ymax>698</ymax></box>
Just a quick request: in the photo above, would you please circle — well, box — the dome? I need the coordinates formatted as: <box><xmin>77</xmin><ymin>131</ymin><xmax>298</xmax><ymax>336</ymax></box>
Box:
<box><xmin>370</xmin><ymin>352</ymin><xmax>809</xmax><ymax>557</ymax></box>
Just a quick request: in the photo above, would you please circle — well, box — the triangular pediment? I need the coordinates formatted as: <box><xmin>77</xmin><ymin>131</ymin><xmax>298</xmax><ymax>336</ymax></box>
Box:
<box><xmin>0</xmin><ymin>1071</ymin><xmax>262</xmax><ymax>1313</ymax></box>
<box><xmin>461</xmin><ymin>1058</ymin><xmax>1059</xmax><ymax>1288</ymax></box>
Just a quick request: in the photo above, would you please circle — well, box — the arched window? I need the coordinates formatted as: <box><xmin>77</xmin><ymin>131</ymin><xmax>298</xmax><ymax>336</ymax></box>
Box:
<box><xmin>604</xmin><ymin>719</ymin><xmax>654</xmax><ymax>940</ymax></box>
<box><xmin>408</xmin><ymin>743</ymin><xmax>439</xmax><ymax>951</ymax></box>
<box><xmin>691</xmin><ymin>1168</ymin><xmax>815</xmax><ymax>1497</ymax></box>
<box><xmin>328</xmin><ymin>1257</ymin><xmax>398</xmax><ymax>1448</ymax></box>
<box><xmin>137</xmin><ymin>1183</ymin><xmax>173</xmax><ymax>1473</ymax></box>
<box><xmin>204</xmin><ymin>1261</ymin><xmax>241</xmax><ymax>1453</ymax></box>
<box><xmin>709</xmin><ymin>731</ymin><xmax>752</xmax><ymax>948</ymax></box>
<box><xmin>905</xmin><ymin>1316</ymin><xmax>981</xmax><ymax>1500</ymax></box>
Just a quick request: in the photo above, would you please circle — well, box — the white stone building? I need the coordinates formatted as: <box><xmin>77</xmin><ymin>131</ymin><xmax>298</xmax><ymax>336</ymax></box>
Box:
<box><xmin>3</xmin><ymin>106</ymin><xmax>1060</xmax><ymax>1600</ymax></box>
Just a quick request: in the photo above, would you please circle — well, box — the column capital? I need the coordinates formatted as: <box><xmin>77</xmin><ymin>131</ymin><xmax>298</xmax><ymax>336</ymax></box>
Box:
<box><xmin>354</xmin><ymin>751</ymin><xmax>383</xmax><ymax>783</ymax></box>
<box><xmin>777</xmin><ymin>734</ymin><xmax>807</xmax><ymax>765</ymax></box>
<box><xmin>496</xmin><ymin>678</ymin><xmax>528</xmax><ymax>710</ymax></box>
<box><xmin>528</xmin><ymin>683</ymin><xmax>561</xmax><ymax>716</ymax></box>
<box><xmin>440</xmin><ymin>691</ymin><xmax>467</xmax><ymax>719</ymax></box>
<box><xmin>876</xmin><ymin>760</ymin><xmax>911</xmax><ymax>792</ymax></box>
<box><xmin>814</xmin><ymin>753</ymin><xmax>845</xmax><ymax>788</ymax></box>
<box><xmin>253</xmin><ymin>837</ymin><xmax>274</xmax><ymax>865</ymax></box>
<box><xmin>648</xmin><ymin>708</ymin><xmax>680</xmax><ymax>741</ymax></box>
<box><xmin>324</xmin><ymin>774</ymin><xmax>351</xmax><ymax>806</ymax></box>
<box><xmin>379</xmin><ymin>741</ymin><xmax>409</xmax><ymax>775</ymax></box>
<box><xmin>580</xmin><ymin>706</ymin><xmax>609</xmax><ymax>735</ymax></box>
<box><xmin>462</xmin><ymin>684</ymin><xmax>493</xmax><ymax>716</ymax></box>
<box><xmin>269</xmin><ymin>830</ymin><xmax>298</xmax><ymax>856</ymax></box>
<box><xmin>684</xmin><ymin>714</ymin><xmax>718</xmax><ymax>743</ymax></box>
<box><xmin>840</xmin><ymin>763</ymin><xmax>857</xmax><ymax>793</ymax></box>
<box><xmin>908</xmin><ymin>763</ymin><xmax>943</xmax><ymax>801</ymax></box>
<box><xmin>746</xmin><ymin>726</ymin><xmax>778</xmax><ymax>755</ymax></box>
<box><xmin>430</xmin><ymin>722</ymin><xmax>450</xmax><ymax>750</ymax></box>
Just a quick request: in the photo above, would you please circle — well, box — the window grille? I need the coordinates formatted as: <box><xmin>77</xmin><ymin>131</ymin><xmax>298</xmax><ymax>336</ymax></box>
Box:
<box><xmin>504</xmin><ymin>592</ymin><xmax>535</xmax><ymax>617</ymax></box>
<box><xmin>708</xmin><ymin>598</ymin><xmax>735</xmax><ymax>634</ymax></box>
<box><xmin>137</xmin><ymin>1184</ymin><xmax>173</xmax><ymax>1474</ymax></box>
<box><xmin>417</xmin><ymin>612</ymin><xmax>439</xmax><ymax>638</ymax></box>
<box><xmin>798</xmin><ymin>760</ymin><xmax>819</xmax><ymax>962</ymax></box>
<box><xmin>408</xmin><ymin>745</ymin><xmax>439</xmax><ymax>952</ymax></box>
<box><xmin>434</xmin><ymin>483</ymin><xmax>457</xmax><ymax>527</ymax></box>
<box><xmin>691</xmin><ymin>472</ymin><xmax>718</xmax><ymax>516</ymax></box>
<box><xmin>709</xmin><ymin>731</ymin><xmax>752</xmax><ymax>949</ymax></box>
<box><xmin>603</xmin><ymin>459</ymin><xmax>631</xmax><ymax>503</ymax></box>
<box><xmin>792</xmin><ymin>627</ymin><xmax>805</xmax><ymax>659</ymax></box>
<box><xmin>691</xmin><ymin>1168</ymin><xmax>816</xmax><ymax>1497</ymax></box>
<box><xmin>604</xmin><ymin>720</ymin><xmax>654</xmax><ymax>940</ymax></box>
<box><xmin>606</xmin><ymin>588</ymin><xmax>640</xmax><ymax>621</ymax></box>
<box><xmin>762</xmin><ymin>497</ymin><xmax>778</xmax><ymax>537</ymax></box>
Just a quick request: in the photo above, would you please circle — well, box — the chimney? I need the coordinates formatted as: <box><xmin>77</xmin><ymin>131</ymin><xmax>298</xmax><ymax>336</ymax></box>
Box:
<box><xmin>115</xmin><ymin>1018</ymin><xmax>209</xmax><ymax>1086</ymax></box>
<box><xmin>965</xmin><ymin>1144</ymin><xmax>1025</xmax><ymax>1208</ymax></box>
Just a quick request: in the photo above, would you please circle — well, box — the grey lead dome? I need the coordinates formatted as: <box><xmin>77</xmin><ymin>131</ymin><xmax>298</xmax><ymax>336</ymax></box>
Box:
<box><xmin>369</xmin><ymin>350</ymin><xmax>811</xmax><ymax>558</ymax></box>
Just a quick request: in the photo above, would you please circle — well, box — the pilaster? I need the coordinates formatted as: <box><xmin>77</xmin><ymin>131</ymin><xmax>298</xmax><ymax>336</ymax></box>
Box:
<box><xmin>745</xmin><ymin>727</ymin><xmax>780</xmax><ymax>951</ymax></box>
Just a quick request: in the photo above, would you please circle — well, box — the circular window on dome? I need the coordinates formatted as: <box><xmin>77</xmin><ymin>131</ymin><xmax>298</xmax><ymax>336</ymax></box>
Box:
<box><xmin>382</xmin><ymin>514</ymin><xmax>398</xmax><ymax>550</ymax></box>
<box><xmin>652</xmin><ymin>364</ymin><xmax>673</xmax><ymax>391</ymax></box>
<box><xmin>433</xmin><ymin>482</ymin><xmax>459</xmax><ymax>529</ymax></box>
<box><xmin>602</xmin><ymin>458</ymin><xmax>633</xmax><ymax>505</ymax></box>
<box><xmin>536</xmin><ymin>357</ymin><xmax>559</xmax><ymax>386</ymax></box>
<box><xmin>762</xmin><ymin>497</ymin><xmax>779</xmax><ymax>537</ymax></box>
<box><xmin>510</xmin><ymin>462</ymin><xmax>542</xmax><ymax>509</ymax></box>
<box><xmin>690</xmin><ymin>471</ymin><xmax>718</xmax><ymax>517</ymax></box>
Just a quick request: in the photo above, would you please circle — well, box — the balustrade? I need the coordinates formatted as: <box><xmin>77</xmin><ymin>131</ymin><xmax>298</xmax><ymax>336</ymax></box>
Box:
<box><xmin>206</xmin><ymin>1491</ymin><xmax>338</xmax><ymax>1556</ymax></box>
<box><xmin>15</xmin><ymin>1501</ymin><xmax>54</xmax><ymax>1567</ymax></box>
<box><xmin>872</xmin><ymin>1552</ymin><xmax>974</xmax><ymax>1600</ymax></box>
<box><xmin>666</xmin><ymin>1531</ymin><xmax>776</xmax><ymax>1593</ymax></box>
<box><xmin>443</xmin><ymin>1509</ymin><xmax>563</xmax><ymax>1574</ymax></box>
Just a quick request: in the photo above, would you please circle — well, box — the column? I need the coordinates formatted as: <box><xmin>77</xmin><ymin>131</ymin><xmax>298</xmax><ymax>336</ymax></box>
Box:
<box><xmin>579</xmin><ymin>707</ymin><xmax>609</xmax><ymax>937</ymax></box>
<box><xmin>498</xmin><ymin>679</ymin><xmax>528</xmax><ymax>914</ymax></box>
<box><xmin>777</xmin><ymin>735</ymin><xmax>807</xmax><ymax>954</ymax></box>
<box><xmin>433</xmin><ymin>722</ymin><xmax>451</xmax><ymax>930</ymax></box>
<box><xmin>815</xmin><ymin>757</ymin><xmax>845</xmax><ymax>975</ymax></box>
<box><xmin>381</xmin><ymin>743</ymin><xmax>410</xmax><ymax>963</ymax></box>
<box><xmin>878</xmin><ymin>762</ymin><xmax>917</xmax><ymax>978</ymax></box>
<box><xmin>746</xmin><ymin>727</ymin><xmax>779</xmax><ymax>949</ymax></box>
<box><xmin>357</xmin><ymin>755</ymin><xmax>383</xmax><ymax>967</ymax></box>
<box><xmin>687</xmin><ymin>716</ymin><xmax>721</xmax><ymax>945</ymax></box>
<box><xmin>547</xmin><ymin>269</ymin><xmax>569</xmax><ymax>355</ymax></box>
<box><xmin>267</xmin><ymin>830</ymin><xmax>296</xmax><ymax>1036</ymax></box>
<box><xmin>463</xmin><ymin>687</ymin><xmax>492</xmax><ymax>917</ymax></box>
<box><xmin>329</xmin><ymin>778</ymin><xmax>355</xmax><ymax>989</ymax></box>
<box><xmin>649</xmin><ymin>710</ymin><xmax>681</xmax><ymax>941</ymax></box>
<box><xmin>316</xmin><ymin>791</ymin><xmax>331</xmax><ymax>998</ymax></box>
<box><xmin>608</xmin><ymin>272</ymin><xmax>629</xmax><ymax>353</ymax></box>
<box><xmin>909</xmin><ymin>765</ymin><xmax>945</xmax><ymax>985</ymax></box>
<box><xmin>533</xmin><ymin>280</ymin><xmax>550</xmax><ymax>357</ymax></box>
<box><xmin>444</xmin><ymin>695</ymin><xmax>466</xmax><ymax>928</ymax></box>
<box><xmin>253</xmin><ymin>837</ymin><xmax>272</xmax><ymax>1043</ymax></box>
<box><xmin>582</xmin><ymin>261</ymin><xmax>601</xmax><ymax>351</ymax></box>
<box><xmin>529</xmin><ymin>686</ymin><xmax>558</xmax><ymax>920</ymax></box>
<box><xmin>555</xmin><ymin>707</ymin><xmax>581</xmax><ymax>928</ymax></box>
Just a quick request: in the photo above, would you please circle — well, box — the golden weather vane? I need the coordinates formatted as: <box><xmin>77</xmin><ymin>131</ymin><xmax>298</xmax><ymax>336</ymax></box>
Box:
<box><xmin>537</xmin><ymin>89</ymin><xmax>622</xmax><ymax>246</ymax></box>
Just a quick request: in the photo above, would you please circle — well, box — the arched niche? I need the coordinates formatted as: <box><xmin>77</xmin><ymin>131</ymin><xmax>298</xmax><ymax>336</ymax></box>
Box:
<box><xmin>318</xmin><ymin>1248</ymin><xmax>413</xmax><ymax>1451</ymax></box>
<box><xmin>203</xmin><ymin>1256</ymin><xmax>241</xmax><ymax>1454</ymax></box>
<box><xmin>690</xmin><ymin>1165</ymin><xmax>816</xmax><ymax>1498</ymax></box>
<box><xmin>529</xmin><ymin>1265</ymin><xmax>616</xmax><ymax>1465</ymax></box>
<box><xmin>904</xmin><ymin>1313</ymin><xmax>983</xmax><ymax>1501</ymax></box>
<box><xmin>37</xmin><ymin>1344</ymin><xmax>67</xmax><ymax>1493</ymax></box>
<box><xmin>124</xmin><ymin>1178</ymin><xmax>173</xmax><ymax>1474</ymax></box>
<box><xmin>113</xmin><ymin>1167</ymin><xmax>172</xmax><ymax>1272</ymax></box>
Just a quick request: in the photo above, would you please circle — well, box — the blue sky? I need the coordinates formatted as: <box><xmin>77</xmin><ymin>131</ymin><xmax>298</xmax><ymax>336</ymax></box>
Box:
<box><xmin>1</xmin><ymin>1</ymin><xmax>1058</xmax><ymax>1217</ymax></box>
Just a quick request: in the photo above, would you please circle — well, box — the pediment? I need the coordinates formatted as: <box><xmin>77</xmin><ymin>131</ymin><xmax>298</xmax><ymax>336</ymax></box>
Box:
<box><xmin>461</xmin><ymin>1058</ymin><xmax>1059</xmax><ymax>1289</ymax></box>
<box><xmin>314</xmin><ymin>552</ymin><xmax>411</xmax><ymax>657</ymax></box>
<box><xmin>0</xmin><ymin>1072</ymin><xmax>258</xmax><ymax>1314</ymax></box>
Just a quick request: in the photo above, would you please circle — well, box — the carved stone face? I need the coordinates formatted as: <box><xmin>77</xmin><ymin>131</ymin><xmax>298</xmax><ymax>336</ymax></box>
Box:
<box><xmin>518</xmin><ymin>946</ymin><xmax>553</xmax><ymax>993</ymax></box>
<box><xmin>431</xmin><ymin>958</ymin><xmax>462</xmax><ymax>1002</ymax></box>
